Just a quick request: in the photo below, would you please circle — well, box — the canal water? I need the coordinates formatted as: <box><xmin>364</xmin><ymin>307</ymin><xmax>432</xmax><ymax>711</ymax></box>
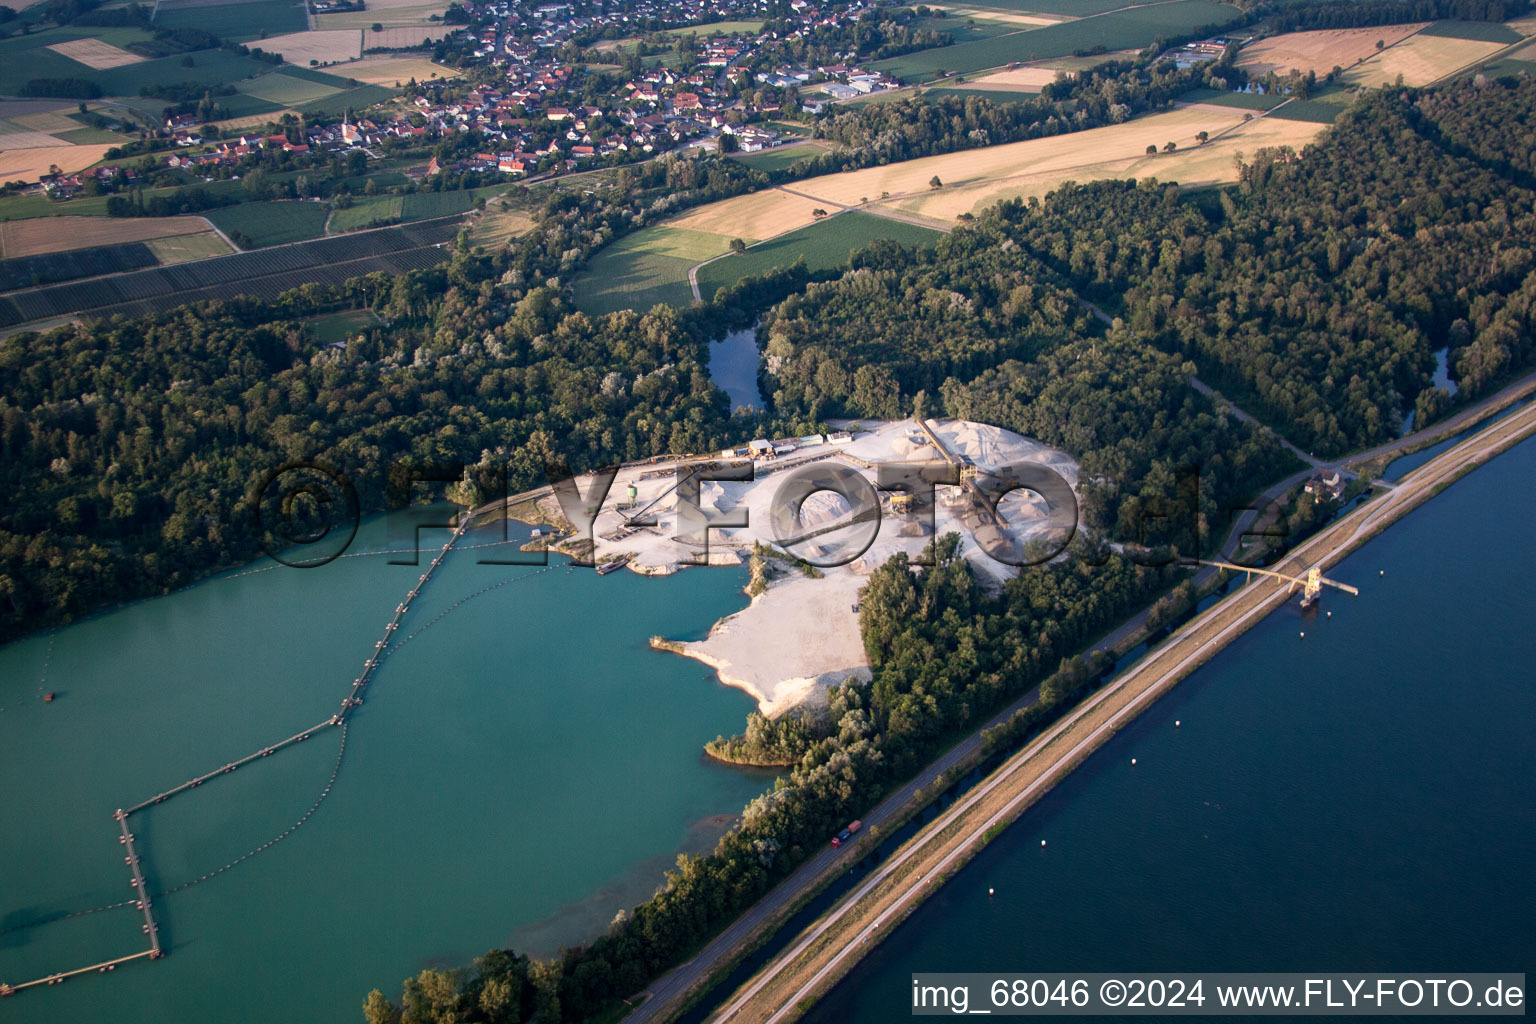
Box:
<box><xmin>710</xmin><ymin>326</ymin><xmax>764</xmax><ymax>416</ymax></box>
<box><xmin>803</xmin><ymin>436</ymin><xmax>1536</xmax><ymax>1021</ymax></box>
<box><xmin>0</xmin><ymin>518</ymin><xmax>771</xmax><ymax>1023</ymax></box>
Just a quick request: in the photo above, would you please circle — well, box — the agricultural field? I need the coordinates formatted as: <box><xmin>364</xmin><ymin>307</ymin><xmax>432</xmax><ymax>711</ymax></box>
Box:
<box><xmin>330</xmin><ymin>196</ymin><xmax>405</xmax><ymax>232</ymax></box>
<box><xmin>3</xmin><ymin>217</ymin><xmax>456</xmax><ymax>324</ymax></box>
<box><xmin>871</xmin><ymin>0</ymin><xmax>1242</xmax><ymax>81</ymax></box>
<box><xmin>909</xmin><ymin>15</ymin><xmax>1019</xmax><ymax>42</ymax></box>
<box><xmin>305</xmin><ymin>308</ymin><xmax>381</xmax><ymax>343</ymax></box>
<box><xmin>949</xmin><ymin>0</ymin><xmax>1174</xmax><ymax>13</ymax></box>
<box><xmin>693</xmin><ymin>212</ymin><xmax>940</xmax><ymax>302</ymax></box>
<box><xmin>921</xmin><ymin>86</ymin><xmax>1036</xmax><ymax>103</ymax></box>
<box><xmin>257</xmin><ymin>29</ymin><xmax>364</xmax><ymax>65</ymax></box>
<box><xmin>237</xmin><ymin>70</ymin><xmax>346</xmax><ymax>105</ymax></box>
<box><xmin>47</xmin><ymin>37</ymin><xmax>145</xmax><ymax>69</ymax></box>
<box><xmin>315</xmin><ymin>0</ymin><xmax>450</xmax><ymax>31</ymax></box>
<box><xmin>1342</xmin><ymin>32</ymin><xmax>1507</xmax><ymax>87</ymax></box>
<box><xmin>729</xmin><ymin>141</ymin><xmax>833</xmax><ymax>173</ymax></box>
<box><xmin>0</xmin><ymin>144</ymin><xmax>114</xmax><ymax>183</ymax></box>
<box><xmin>1178</xmin><ymin>86</ymin><xmax>1285</xmax><ymax>110</ymax></box>
<box><xmin>876</xmin><ymin>109</ymin><xmax>1327</xmax><ymax>221</ymax></box>
<box><xmin>0</xmin><ymin>241</ymin><xmax>157</xmax><ymax>291</ymax></box>
<box><xmin>466</xmin><ymin>194</ymin><xmax>535</xmax><ymax>251</ymax></box>
<box><xmin>957</xmin><ymin>65</ymin><xmax>1067</xmax><ymax>90</ymax></box>
<box><xmin>153</xmin><ymin>0</ymin><xmax>309</xmax><ymax>41</ymax></box>
<box><xmin>1235</xmin><ymin>24</ymin><xmax>1427</xmax><ymax>77</ymax></box>
<box><xmin>294</xmin><ymin>84</ymin><xmax>398</xmax><ymax>115</ymax></box>
<box><xmin>207</xmin><ymin>200</ymin><xmax>331</xmax><ymax>247</ymax></box>
<box><xmin>0</xmin><ymin>215</ymin><xmax>217</xmax><ymax>257</ymax></box>
<box><xmin>667</xmin><ymin>188</ymin><xmax>828</xmax><ymax>240</ymax></box>
<box><xmin>143</xmin><ymin>230</ymin><xmax>234</xmax><ymax>263</ymax></box>
<box><xmin>571</xmin><ymin>240</ymin><xmax>696</xmax><ymax>316</ymax></box>
<box><xmin>929</xmin><ymin>7</ymin><xmax>1068</xmax><ymax>27</ymax></box>
<box><xmin>1268</xmin><ymin>99</ymin><xmax>1341</xmax><ymax>124</ymax></box>
<box><xmin>1416</xmin><ymin>20</ymin><xmax>1526</xmax><ymax>43</ymax></box>
<box><xmin>366</xmin><ymin>26</ymin><xmax>454</xmax><ymax>49</ymax></box>
<box><xmin>342</xmin><ymin>57</ymin><xmax>460</xmax><ymax>85</ymax></box>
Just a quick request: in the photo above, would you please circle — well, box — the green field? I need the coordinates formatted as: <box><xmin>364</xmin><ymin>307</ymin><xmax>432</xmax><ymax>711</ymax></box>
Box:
<box><xmin>922</xmin><ymin>87</ymin><xmax>1037</xmax><ymax>104</ymax></box>
<box><xmin>763</xmin><ymin>120</ymin><xmax>812</xmax><ymax>136</ymax></box>
<box><xmin>572</xmin><ymin>249</ymin><xmax>695</xmax><ymax>316</ymax></box>
<box><xmin>1269</xmin><ymin>99</ymin><xmax>1342</xmax><ymax>123</ymax></box>
<box><xmin>306</xmin><ymin>308</ymin><xmax>381</xmax><ymax>343</ymax></box>
<box><xmin>1475</xmin><ymin>57</ymin><xmax>1536</xmax><ymax>78</ymax></box>
<box><xmin>207</xmin><ymin>200</ymin><xmax>330</xmax><ymax>247</ymax></box>
<box><xmin>153</xmin><ymin>0</ymin><xmax>309</xmax><ymax>41</ymax></box>
<box><xmin>694</xmin><ymin>212</ymin><xmax>941</xmax><ymax>301</ymax></box>
<box><xmin>661</xmin><ymin>19</ymin><xmax>764</xmax><ymax>37</ymax></box>
<box><xmin>93</xmin><ymin>50</ymin><xmax>277</xmax><ymax>97</ymax></box>
<box><xmin>52</xmin><ymin>126</ymin><xmax>128</xmax><ymax>143</ymax></box>
<box><xmin>570</xmin><ymin>224</ymin><xmax>727</xmax><ymax>316</ymax></box>
<box><xmin>1180</xmin><ymin>86</ymin><xmax>1284</xmax><ymax>110</ymax></box>
<box><xmin>293</xmin><ymin>84</ymin><xmax>397</xmax><ymax>116</ymax></box>
<box><xmin>910</xmin><ymin>14</ymin><xmax>1019</xmax><ymax>41</ymax></box>
<box><xmin>872</xmin><ymin>0</ymin><xmax>1242</xmax><ymax>81</ymax></box>
<box><xmin>329</xmin><ymin>196</ymin><xmax>404</xmax><ymax>232</ymax></box>
<box><xmin>942</xmin><ymin>0</ymin><xmax>1171</xmax><ymax>14</ymax></box>
<box><xmin>237</xmin><ymin>71</ymin><xmax>344</xmax><ymax>105</ymax></box>
<box><xmin>1416</xmin><ymin>20</ymin><xmax>1526</xmax><ymax>43</ymax></box>
<box><xmin>730</xmin><ymin>142</ymin><xmax>828</xmax><ymax>172</ymax></box>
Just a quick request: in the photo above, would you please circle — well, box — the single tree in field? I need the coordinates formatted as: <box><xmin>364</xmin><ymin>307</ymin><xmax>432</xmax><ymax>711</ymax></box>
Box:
<box><xmin>1146</xmin><ymin>144</ymin><xmax>1157</xmax><ymax>155</ymax></box>
<box><xmin>812</xmin><ymin>208</ymin><xmax>828</xmax><ymax>218</ymax></box>
<box><xmin>1375</xmin><ymin>39</ymin><xmax>1385</xmax><ymax>50</ymax></box>
<box><xmin>1164</xmin><ymin>140</ymin><xmax>1177</xmax><ymax>152</ymax></box>
<box><xmin>372</xmin><ymin>22</ymin><xmax>383</xmax><ymax>31</ymax></box>
<box><xmin>929</xmin><ymin>175</ymin><xmax>942</xmax><ymax>189</ymax></box>
<box><xmin>729</xmin><ymin>237</ymin><xmax>746</xmax><ymax>254</ymax></box>
<box><xmin>1196</xmin><ymin>130</ymin><xmax>1209</xmax><ymax>144</ymax></box>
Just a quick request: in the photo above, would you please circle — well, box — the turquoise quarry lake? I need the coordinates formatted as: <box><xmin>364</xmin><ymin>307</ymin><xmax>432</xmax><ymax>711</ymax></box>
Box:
<box><xmin>804</xmin><ymin>436</ymin><xmax>1536</xmax><ymax>1021</ymax></box>
<box><xmin>0</xmin><ymin>518</ymin><xmax>770</xmax><ymax>1023</ymax></box>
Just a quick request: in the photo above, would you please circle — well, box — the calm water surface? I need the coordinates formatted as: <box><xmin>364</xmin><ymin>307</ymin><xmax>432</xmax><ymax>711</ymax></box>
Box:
<box><xmin>0</xmin><ymin>517</ymin><xmax>768</xmax><ymax>1023</ymax></box>
<box><xmin>806</xmin><ymin>437</ymin><xmax>1536</xmax><ymax>1022</ymax></box>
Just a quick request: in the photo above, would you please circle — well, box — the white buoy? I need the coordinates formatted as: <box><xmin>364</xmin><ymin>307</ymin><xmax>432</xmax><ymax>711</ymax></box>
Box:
<box><xmin>1040</xmin><ymin>840</ymin><xmax>1046</xmax><ymax>847</ymax></box>
<box><xmin>1327</xmin><ymin>611</ymin><xmax>1332</xmax><ymax>618</ymax></box>
<box><xmin>989</xmin><ymin>888</ymin><xmax>994</xmax><ymax>896</ymax></box>
<box><xmin>1380</xmin><ymin>570</ymin><xmax>1384</xmax><ymax>576</ymax></box>
<box><xmin>1175</xmin><ymin>720</ymin><xmax>1181</xmax><ymax>727</ymax></box>
<box><xmin>1300</xmin><ymin>632</ymin><xmax>1305</xmax><ymax>638</ymax></box>
<box><xmin>1131</xmin><ymin>758</ymin><xmax>1137</xmax><ymax>766</ymax></box>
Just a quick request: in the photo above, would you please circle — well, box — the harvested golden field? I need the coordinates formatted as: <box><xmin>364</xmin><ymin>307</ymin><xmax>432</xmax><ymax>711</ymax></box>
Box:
<box><xmin>258</xmin><ymin>29</ymin><xmax>363</xmax><ymax>64</ymax></box>
<box><xmin>208</xmin><ymin>110</ymin><xmax>293</xmax><ymax>131</ymax></box>
<box><xmin>1505</xmin><ymin>15</ymin><xmax>1536</xmax><ymax>35</ymax></box>
<box><xmin>0</xmin><ymin>127</ymin><xmax>66</xmax><ymax>150</ymax></box>
<box><xmin>964</xmin><ymin>65</ymin><xmax>1070</xmax><ymax>89</ymax></box>
<box><xmin>343</xmin><ymin>56</ymin><xmax>461</xmax><ymax>84</ymax></box>
<box><xmin>883</xmin><ymin>112</ymin><xmax>1326</xmax><ymax>221</ymax></box>
<box><xmin>1343</xmin><ymin>33</ymin><xmax>1505</xmax><ymax>86</ymax></box>
<box><xmin>667</xmin><ymin>187</ymin><xmax>828</xmax><ymax>240</ymax></box>
<box><xmin>467</xmin><ymin>202</ymin><xmax>534</xmax><ymax>250</ymax></box>
<box><xmin>789</xmin><ymin>107</ymin><xmax>1247</xmax><ymax>209</ymax></box>
<box><xmin>13</xmin><ymin>109</ymin><xmax>85</xmax><ymax>133</ymax></box>
<box><xmin>47</xmin><ymin>37</ymin><xmax>145</xmax><ymax>68</ymax></box>
<box><xmin>1236</xmin><ymin>24</ymin><xmax>1426</xmax><ymax>77</ymax></box>
<box><xmin>363</xmin><ymin>24</ymin><xmax>454</xmax><ymax>47</ymax></box>
<box><xmin>931</xmin><ymin>7</ymin><xmax>1066</xmax><ymax>25</ymax></box>
<box><xmin>0</xmin><ymin>144</ymin><xmax>112</xmax><ymax>185</ymax></box>
<box><xmin>316</xmin><ymin>0</ymin><xmax>449</xmax><ymax>30</ymax></box>
<box><xmin>0</xmin><ymin>216</ymin><xmax>216</xmax><ymax>257</ymax></box>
